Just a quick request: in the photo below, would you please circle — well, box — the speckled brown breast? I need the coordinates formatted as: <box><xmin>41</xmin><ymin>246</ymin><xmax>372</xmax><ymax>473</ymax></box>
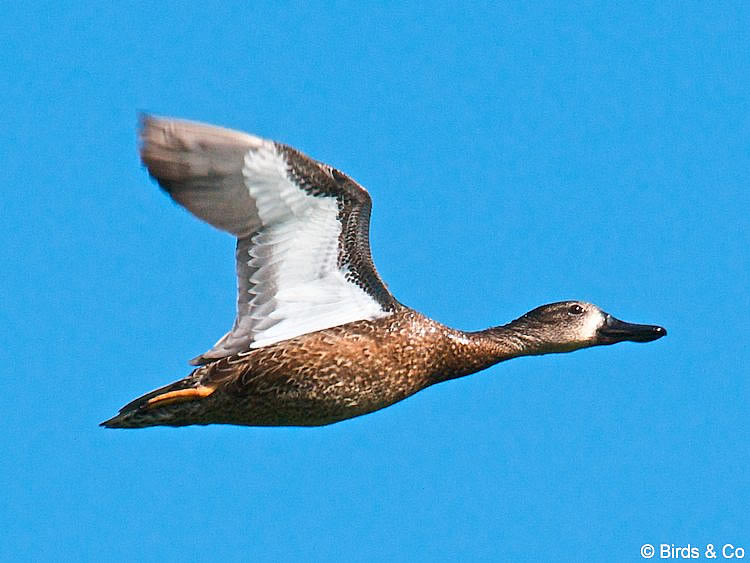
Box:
<box><xmin>153</xmin><ymin>307</ymin><xmax>491</xmax><ymax>427</ymax></box>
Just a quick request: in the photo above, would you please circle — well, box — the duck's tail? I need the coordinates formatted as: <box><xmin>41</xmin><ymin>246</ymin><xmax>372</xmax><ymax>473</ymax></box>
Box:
<box><xmin>100</xmin><ymin>376</ymin><xmax>217</xmax><ymax>429</ymax></box>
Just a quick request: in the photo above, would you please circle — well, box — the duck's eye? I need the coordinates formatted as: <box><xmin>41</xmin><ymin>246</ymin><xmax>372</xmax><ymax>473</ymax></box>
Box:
<box><xmin>568</xmin><ymin>304</ymin><xmax>584</xmax><ymax>315</ymax></box>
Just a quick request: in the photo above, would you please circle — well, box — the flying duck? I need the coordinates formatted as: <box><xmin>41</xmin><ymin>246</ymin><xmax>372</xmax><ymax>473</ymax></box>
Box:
<box><xmin>102</xmin><ymin>116</ymin><xmax>666</xmax><ymax>428</ymax></box>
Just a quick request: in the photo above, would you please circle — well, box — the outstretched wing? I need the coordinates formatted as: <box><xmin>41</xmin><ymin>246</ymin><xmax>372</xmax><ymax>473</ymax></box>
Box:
<box><xmin>139</xmin><ymin>116</ymin><xmax>399</xmax><ymax>364</ymax></box>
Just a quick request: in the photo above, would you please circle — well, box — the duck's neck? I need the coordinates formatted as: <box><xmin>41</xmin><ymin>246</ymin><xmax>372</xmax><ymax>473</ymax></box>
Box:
<box><xmin>439</xmin><ymin>321</ymin><xmax>556</xmax><ymax>383</ymax></box>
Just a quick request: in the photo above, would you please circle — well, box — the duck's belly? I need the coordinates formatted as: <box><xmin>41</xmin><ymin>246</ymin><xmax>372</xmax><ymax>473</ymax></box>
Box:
<box><xmin>207</xmin><ymin>364</ymin><xmax>428</xmax><ymax>427</ymax></box>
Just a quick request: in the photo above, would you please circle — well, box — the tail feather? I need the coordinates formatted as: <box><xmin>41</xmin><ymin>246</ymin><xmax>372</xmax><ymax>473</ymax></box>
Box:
<box><xmin>100</xmin><ymin>377</ymin><xmax>201</xmax><ymax>429</ymax></box>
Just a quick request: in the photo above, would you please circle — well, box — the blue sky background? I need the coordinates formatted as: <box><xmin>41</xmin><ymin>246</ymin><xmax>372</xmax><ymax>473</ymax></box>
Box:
<box><xmin>2</xmin><ymin>2</ymin><xmax>747</xmax><ymax>561</ymax></box>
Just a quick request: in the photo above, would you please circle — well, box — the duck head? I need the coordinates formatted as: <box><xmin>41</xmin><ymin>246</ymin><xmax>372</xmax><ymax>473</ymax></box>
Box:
<box><xmin>508</xmin><ymin>301</ymin><xmax>667</xmax><ymax>354</ymax></box>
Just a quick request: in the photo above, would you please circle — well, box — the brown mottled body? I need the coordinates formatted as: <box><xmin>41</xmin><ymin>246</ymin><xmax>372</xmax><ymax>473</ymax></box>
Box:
<box><xmin>105</xmin><ymin>307</ymin><xmax>515</xmax><ymax>428</ymax></box>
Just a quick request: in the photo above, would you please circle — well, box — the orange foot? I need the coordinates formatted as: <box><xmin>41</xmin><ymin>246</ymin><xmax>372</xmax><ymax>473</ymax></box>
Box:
<box><xmin>146</xmin><ymin>385</ymin><xmax>217</xmax><ymax>408</ymax></box>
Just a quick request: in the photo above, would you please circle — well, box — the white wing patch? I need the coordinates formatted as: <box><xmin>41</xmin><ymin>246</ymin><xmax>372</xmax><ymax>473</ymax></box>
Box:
<box><xmin>197</xmin><ymin>144</ymin><xmax>388</xmax><ymax>359</ymax></box>
<box><xmin>140</xmin><ymin>116</ymin><xmax>393</xmax><ymax>364</ymax></box>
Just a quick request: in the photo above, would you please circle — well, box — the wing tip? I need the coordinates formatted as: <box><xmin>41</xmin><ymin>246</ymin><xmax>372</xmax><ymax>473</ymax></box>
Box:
<box><xmin>138</xmin><ymin>115</ymin><xmax>266</xmax><ymax>152</ymax></box>
<box><xmin>138</xmin><ymin>115</ymin><xmax>271</xmax><ymax>186</ymax></box>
